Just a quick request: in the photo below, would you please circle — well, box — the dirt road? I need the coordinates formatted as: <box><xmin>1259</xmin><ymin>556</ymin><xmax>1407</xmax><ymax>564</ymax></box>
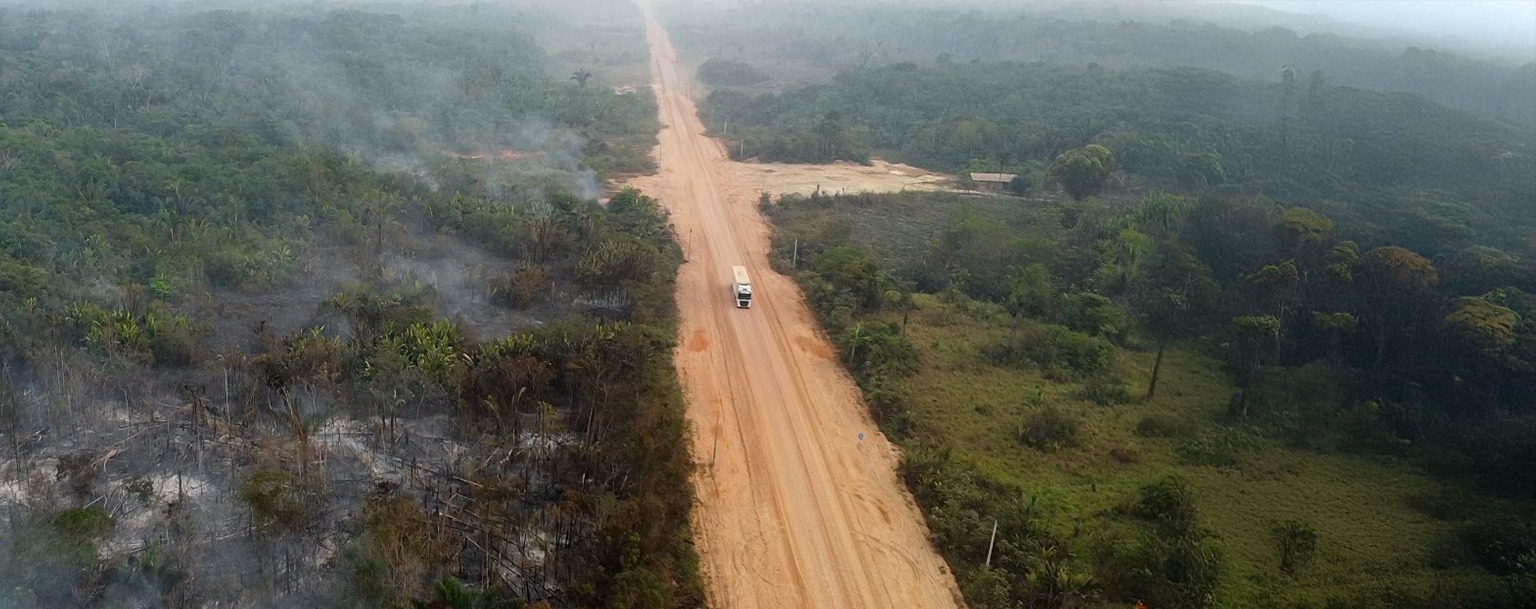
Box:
<box><xmin>627</xmin><ymin>3</ymin><xmax>965</xmax><ymax>608</ymax></box>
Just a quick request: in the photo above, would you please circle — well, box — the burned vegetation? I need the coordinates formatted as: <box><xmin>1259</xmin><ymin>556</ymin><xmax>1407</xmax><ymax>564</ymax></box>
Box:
<box><xmin>0</xmin><ymin>2</ymin><xmax>699</xmax><ymax>608</ymax></box>
<box><xmin>1</xmin><ymin>187</ymin><xmax>698</xmax><ymax>608</ymax></box>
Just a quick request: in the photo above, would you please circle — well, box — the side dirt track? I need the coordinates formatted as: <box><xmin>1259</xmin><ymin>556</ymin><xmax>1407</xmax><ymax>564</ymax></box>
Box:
<box><xmin>625</xmin><ymin>2</ymin><xmax>966</xmax><ymax>608</ymax></box>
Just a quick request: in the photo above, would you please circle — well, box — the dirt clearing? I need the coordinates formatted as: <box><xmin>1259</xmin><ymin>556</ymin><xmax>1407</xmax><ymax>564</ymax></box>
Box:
<box><xmin>724</xmin><ymin>159</ymin><xmax>951</xmax><ymax>198</ymax></box>
<box><xmin>625</xmin><ymin>2</ymin><xmax>965</xmax><ymax>608</ymax></box>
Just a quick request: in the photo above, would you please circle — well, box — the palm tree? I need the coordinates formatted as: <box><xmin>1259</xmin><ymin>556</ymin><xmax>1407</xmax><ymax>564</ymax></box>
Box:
<box><xmin>1280</xmin><ymin>64</ymin><xmax>1298</xmax><ymax>156</ymax></box>
<box><xmin>571</xmin><ymin>69</ymin><xmax>594</xmax><ymax>124</ymax></box>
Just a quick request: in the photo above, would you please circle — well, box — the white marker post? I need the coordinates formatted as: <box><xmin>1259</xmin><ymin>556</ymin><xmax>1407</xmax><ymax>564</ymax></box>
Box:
<box><xmin>985</xmin><ymin>519</ymin><xmax>998</xmax><ymax>568</ymax></box>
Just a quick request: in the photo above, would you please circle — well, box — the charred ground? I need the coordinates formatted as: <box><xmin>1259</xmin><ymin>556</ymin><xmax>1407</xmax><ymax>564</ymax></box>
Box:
<box><xmin>0</xmin><ymin>1</ymin><xmax>702</xmax><ymax>608</ymax></box>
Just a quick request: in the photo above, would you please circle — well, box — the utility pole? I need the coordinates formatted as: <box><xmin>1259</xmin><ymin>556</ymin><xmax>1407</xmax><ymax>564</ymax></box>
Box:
<box><xmin>792</xmin><ymin>238</ymin><xmax>799</xmax><ymax>269</ymax></box>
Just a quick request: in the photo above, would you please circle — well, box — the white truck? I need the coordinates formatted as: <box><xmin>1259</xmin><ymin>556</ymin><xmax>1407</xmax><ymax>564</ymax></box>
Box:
<box><xmin>731</xmin><ymin>265</ymin><xmax>753</xmax><ymax>308</ymax></box>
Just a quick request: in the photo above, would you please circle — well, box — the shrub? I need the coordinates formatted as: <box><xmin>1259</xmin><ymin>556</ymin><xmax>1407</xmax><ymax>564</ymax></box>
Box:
<box><xmin>960</xmin><ymin>566</ymin><xmax>1012</xmax><ymax>609</ymax></box>
<box><xmin>1002</xmin><ymin>263</ymin><xmax>1057</xmax><ymax>319</ymax></box>
<box><xmin>52</xmin><ymin>506</ymin><xmax>114</xmax><ymax>544</ymax></box>
<box><xmin>1159</xmin><ymin>535</ymin><xmax>1223</xmax><ymax>609</ymax></box>
<box><xmin>64</xmin><ymin>302</ymin><xmax>203</xmax><ymax>366</ymax></box>
<box><xmin>1449</xmin><ymin>515</ymin><xmax>1536</xmax><ymax>574</ymax></box>
<box><xmin>1019</xmin><ymin>405</ymin><xmax>1081</xmax><ymax>451</ymax></box>
<box><xmin>1176</xmin><ymin>427</ymin><xmax>1260</xmax><ymax>468</ymax></box>
<box><xmin>1061</xmin><ymin>291</ymin><xmax>1126</xmax><ymax>338</ymax></box>
<box><xmin>1136</xmin><ymin>414</ymin><xmax>1194</xmax><ymax>438</ymax></box>
<box><xmin>1102</xmin><ymin>477</ymin><xmax>1224</xmax><ymax>608</ymax></box>
<box><xmin>1135</xmin><ymin>476</ymin><xmax>1199</xmax><ymax>537</ymax></box>
<box><xmin>1273</xmin><ymin>519</ymin><xmax>1319</xmax><ymax>574</ymax></box>
<box><xmin>840</xmin><ymin>321</ymin><xmax>918</xmax><ymax>384</ymax></box>
<box><xmin>324</xmin><ymin>286</ymin><xmax>436</xmax><ymax>341</ymax></box>
<box><xmin>1109</xmin><ymin>447</ymin><xmax>1140</xmax><ymax>464</ymax></box>
<box><xmin>866</xmin><ymin>381</ymin><xmax>913</xmax><ymax>439</ymax></box>
<box><xmin>1096</xmin><ymin>529</ymin><xmax>1222</xmax><ymax>609</ymax></box>
<box><xmin>55</xmin><ymin>452</ymin><xmax>101</xmax><ymax>499</ymax></box>
<box><xmin>204</xmin><ymin>249</ymin><xmax>254</xmax><ymax>287</ymax></box>
<box><xmin>1079</xmin><ymin>375</ymin><xmax>1133</xmax><ymax>405</ymax></box>
<box><xmin>1052</xmin><ymin>327</ymin><xmax>1115</xmax><ymax>373</ymax></box>
<box><xmin>697</xmin><ymin>57</ymin><xmax>769</xmax><ymax>86</ymax></box>
<box><xmin>145</xmin><ymin>308</ymin><xmax>203</xmax><ymax>367</ymax></box>
<box><xmin>983</xmin><ymin>322</ymin><xmax>1113</xmax><ymax>376</ymax></box>
<box><xmin>1008</xmin><ymin>173</ymin><xmax>1032</xmax><ymax>195</ymax></box>
<box><xmin>351</xmin><ymin>485</ymin><xmax>449</xmax><ymax>605</ymax></box>
<box><xmin>576</xmin><ymin>237</ymin><xmax>662</xmax><ymax>298</ymax></box>
<box><xmin>1511</xmin><ymin>551</ymin><xmax>1536</xmax><ymax>608</ymax></box>
<box><xmin>812</xmin><ymin>244</ymin><xmax>885</xmax><ymax>315</ymax></box>
<box><xmin>492</xmin><ymin>261</ymin><xmax>554</xmax><ymax>309</ymax></box>
<box><xmin>123</xmin><ymin>477</ymin><xmax>155</xmax><ymax>505</ymax></box>
<box><xmin>803</xmin><ymin>275</ymin><xmax>857</xmax><ymax>332</ymax></box>
<box><xmin>238</xmin><ymin>469</ymin><xmax>309</xmax><ymax>534</ymax></box>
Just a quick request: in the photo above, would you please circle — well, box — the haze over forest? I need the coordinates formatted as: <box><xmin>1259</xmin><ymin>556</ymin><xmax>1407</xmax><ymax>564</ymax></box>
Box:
<box><xmin>1242</xmin><ymin>0</ymin><xmax>1536</xmax><ymax>57</ymax></box>
<box><xmin>0</xmin><ymin>0</ymin><xmax>1531</xmax><ymax>608</ymax></box>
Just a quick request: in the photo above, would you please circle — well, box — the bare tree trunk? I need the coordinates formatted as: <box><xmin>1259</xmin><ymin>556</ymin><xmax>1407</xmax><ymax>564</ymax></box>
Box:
<box><xmin>1145</xmin><ymin>341</ymin><xmax>1166</xmax><ymax>401</ymax></box>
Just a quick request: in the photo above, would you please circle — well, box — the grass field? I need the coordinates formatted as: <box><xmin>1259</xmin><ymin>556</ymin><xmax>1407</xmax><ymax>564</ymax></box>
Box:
<box><xmin>892</xmin><ymin>296</ymin><xmax>1501</xmax><ymax>606</ymax></box>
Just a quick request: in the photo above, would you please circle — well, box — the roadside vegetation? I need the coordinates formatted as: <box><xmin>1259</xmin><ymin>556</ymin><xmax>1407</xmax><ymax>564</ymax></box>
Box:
<box><xmin>0</xmin><ymin>2</ymin><xmax>703</xmax><ymax>608</ymax></box>
<box><xmin>765</xmin><ymin>187</ymin><xmax>1533</xmax><ymax>608</ymax></box>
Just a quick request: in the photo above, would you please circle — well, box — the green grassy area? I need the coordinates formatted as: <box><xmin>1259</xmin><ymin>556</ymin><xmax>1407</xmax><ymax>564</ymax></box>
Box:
<box><xmin>763</xmin><ymin>190</ymin><xmax>1060</xmax><ymax>267</ymax></box>
<box><xmin>883</xmin><ymin>294</ymin><xmax>1500</xmax><ymax>606</ymax></box>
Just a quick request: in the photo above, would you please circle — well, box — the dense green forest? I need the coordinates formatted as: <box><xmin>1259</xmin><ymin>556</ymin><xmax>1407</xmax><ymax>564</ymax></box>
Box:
<box><xmin>0</xmin><ymin>3</ymin><xmax>703</xmax><ymax>608</ymax></box>
<box><xmin>701</xmin><ymin>61</ymin><xmax>1532</xmax><ymax>192</ymax></box>
<box><xmin>667</xmin><ymin>1</ymin><xmax>1536</xmax><ymax>125</ymax></box>
<box><xmin>699</xmin><ymin>60</ymin><xmax>1536</xmax><ymax>287</ymax></box>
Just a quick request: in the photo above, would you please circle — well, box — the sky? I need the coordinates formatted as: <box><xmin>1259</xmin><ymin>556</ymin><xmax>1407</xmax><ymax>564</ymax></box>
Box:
<box><xmin>1239</xmin><ymin>0</ymin><xmax>1536</xmax><ymax>53</ymax></box>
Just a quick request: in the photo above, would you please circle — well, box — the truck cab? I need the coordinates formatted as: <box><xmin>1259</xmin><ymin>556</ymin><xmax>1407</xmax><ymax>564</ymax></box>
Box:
<box><xmin>732</xmin><ymin>265</ymin><xmax>753</xmax><ymax>308</ymax></box>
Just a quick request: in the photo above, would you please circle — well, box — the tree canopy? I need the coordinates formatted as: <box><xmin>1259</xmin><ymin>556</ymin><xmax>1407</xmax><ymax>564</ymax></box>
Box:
<box><xmin>1048</xmin><ymin>144</ymin><xmax>1117</xmax><ymax>200</ymax></box>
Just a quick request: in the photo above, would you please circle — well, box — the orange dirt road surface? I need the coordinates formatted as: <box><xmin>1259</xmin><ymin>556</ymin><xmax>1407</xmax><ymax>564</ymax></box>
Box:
<box><xmin>625</xmin><ymin>2</ymin><xmax>966</xmax><ymax>609</ymax></box>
